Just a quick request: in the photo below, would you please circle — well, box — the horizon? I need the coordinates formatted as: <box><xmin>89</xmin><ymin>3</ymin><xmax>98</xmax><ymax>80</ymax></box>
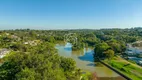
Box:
<box><xmin>0</xmin><ymin>27</ymin><xmax>141</xmax><ymax>30</ymax></box>
<box><xmin>0</xmin><ymin>0</ymin><xmax>142</xmax><ymax>29</ymax></box>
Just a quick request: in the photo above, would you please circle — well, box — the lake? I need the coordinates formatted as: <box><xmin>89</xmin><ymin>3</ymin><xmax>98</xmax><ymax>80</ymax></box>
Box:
<box><xmin>55</xmin><ymin>43</ymin><xmax>126</xmax><ymax>80</ymax></box>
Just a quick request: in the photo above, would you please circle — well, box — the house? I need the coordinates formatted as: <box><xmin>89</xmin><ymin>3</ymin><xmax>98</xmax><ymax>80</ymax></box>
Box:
<box><xmin>0</xmin><ymin>49</ymin><xmax>10</xmax><ymax>58</ymax></box>
<box><xmin>11</xmin><ymin>35</ymin><xmax>21</xmax><ymax>41</ymax></box>
<box><xmin>125</xmin><ymin>44</ymin><xmax>142</xmax><ymax>55</ymax></box>
<box><xmin>24</xmin><ymin>40</ymin><xmax>41</xmax><ymax>46</ymax></box>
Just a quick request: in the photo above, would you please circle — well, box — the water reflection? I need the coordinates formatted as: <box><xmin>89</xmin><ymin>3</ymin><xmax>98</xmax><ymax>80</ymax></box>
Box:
<box><xmin>78</xmin><ymin>50</ymin><xmax>94</xmax><ymax>62</ymax></box>
<box><xmin>87</xmin><ymin>63</ymin><xmax>95</xmax><ymax>66</ymax></box>
<box><xmin>64</xmin><ymin>47</ymin><xmax>72</xmax><ymax>51</ymax></box>
<box><xmin>65</xmin><ymin>42</ymin><xmax>72</xmax><ymax>48</ymax></box>
<box><xmin>87</xmin><ymin>63</ymin><xmax>104</xmax><ymax>67</ymax></box>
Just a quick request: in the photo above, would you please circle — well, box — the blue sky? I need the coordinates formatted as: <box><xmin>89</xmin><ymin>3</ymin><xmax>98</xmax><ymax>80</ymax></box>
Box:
<box><xmin>0</xmin><ymin>0</ymin><xmax>142</xmax><ymax>29</ymax></box>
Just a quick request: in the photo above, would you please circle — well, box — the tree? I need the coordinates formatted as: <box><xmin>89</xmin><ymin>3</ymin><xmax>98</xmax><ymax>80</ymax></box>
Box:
<box><xmin>103</xmin><ymin>49</ymin><xmax>114</xmax><ymax>60</ymax></box>
<box><xmin>106</xmin><ymin>39</ymin><xmax>126</xmax><ymax>54</ymax></box>
<box><xmin>60</xmin><ymin>57</ymin><xmax>76</xmax><ymax>72</ymax></box>
<box><xmin>16</xmin><ymin>68</ymin><xmax>36</xmax><ymax>80</ymax></box>
<box><xmin>94</xmin><ymin>42</ymin><xmax>110</xmax><ymax>59</ymax></box>
<box><xmin>0</xmin><ymin>42</ymin><xmax>80</xmax><ymax>80</ymax></box>
<box><xmin>107</xmin><ymin>39</ymin><xmax>121</xmax><ymax>53</ymax></box>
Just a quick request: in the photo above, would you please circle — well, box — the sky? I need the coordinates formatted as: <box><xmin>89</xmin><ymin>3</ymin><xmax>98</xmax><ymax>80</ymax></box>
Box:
<box><xmin>0</xmin><ymin>0</ymin><xmax>142</xmax><ymax>30</ymax></box>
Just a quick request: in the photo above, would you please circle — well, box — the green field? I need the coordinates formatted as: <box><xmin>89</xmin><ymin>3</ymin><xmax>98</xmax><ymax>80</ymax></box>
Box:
<box><xmin>107</xmin><ymin>58</ymin><xmax>142</xmax><ymax>80</ymax></box>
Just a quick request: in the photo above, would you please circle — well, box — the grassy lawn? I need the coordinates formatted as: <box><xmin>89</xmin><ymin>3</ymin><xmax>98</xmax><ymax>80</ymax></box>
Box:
<box><xmin>105</xmin><ymin>56</ymin><xmax>142</xmax><ymax>80</ymax></box>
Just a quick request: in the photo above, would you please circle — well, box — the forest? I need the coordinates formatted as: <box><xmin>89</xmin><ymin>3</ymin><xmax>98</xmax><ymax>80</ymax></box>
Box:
<box><xmin>0</xmin><ymin>27</ymin><xmax>142</xmax><ymax>80</ymax></box>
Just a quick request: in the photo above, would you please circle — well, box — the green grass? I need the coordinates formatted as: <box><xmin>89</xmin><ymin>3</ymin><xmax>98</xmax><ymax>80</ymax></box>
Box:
<box><xmin>108</xmin><ymin>60</ymin><xmax>142</xmax><ymax>80</ymax></box>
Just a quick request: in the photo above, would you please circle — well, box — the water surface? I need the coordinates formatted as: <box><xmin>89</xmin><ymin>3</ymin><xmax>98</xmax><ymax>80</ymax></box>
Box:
<box><xmin>55</xmin><ymin>43</ymin><xmax>126</xmax><ymax>79</ymax></box>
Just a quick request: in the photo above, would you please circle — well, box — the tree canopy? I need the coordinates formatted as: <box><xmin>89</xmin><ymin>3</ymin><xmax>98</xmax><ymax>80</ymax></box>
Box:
<box><xmin>0</xmin><ymin>42</ymin><xmax>81</xmax><ymax>80</ymax></box>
